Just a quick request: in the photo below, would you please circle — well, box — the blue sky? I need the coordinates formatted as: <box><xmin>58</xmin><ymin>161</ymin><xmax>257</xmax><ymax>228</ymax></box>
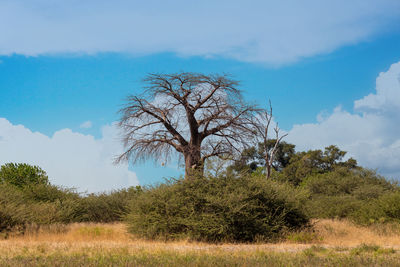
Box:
<box><xmin>1</xmin><ymin>0</ymin><xmax>400</xmax><ymax>191</ymax></box>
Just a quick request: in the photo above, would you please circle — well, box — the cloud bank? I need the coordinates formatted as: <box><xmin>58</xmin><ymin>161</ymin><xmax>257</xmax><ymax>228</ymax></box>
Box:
<box><xmin>0</xmin><ymin>120</ymin><xmax>138</xmax><ymax>192</ymax></box>
<box><xmin>0</xmin><ymin>0</ymin><xmax>399</xmax><ymax>64</ymax></box>
<box><xmin>287</xmin><ymin>61</ymin><xmax>400</xmax><ymax>179</ymax></box>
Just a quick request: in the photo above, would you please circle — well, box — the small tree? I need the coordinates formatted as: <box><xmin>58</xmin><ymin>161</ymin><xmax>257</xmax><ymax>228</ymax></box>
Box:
<box><xmin>117</xmin><ymin>73</ymin><xmax>260</xmax><ymax>178</ymax></box>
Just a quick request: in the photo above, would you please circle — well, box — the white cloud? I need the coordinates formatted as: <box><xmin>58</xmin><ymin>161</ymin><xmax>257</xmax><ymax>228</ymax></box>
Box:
<box><xmin>80</xmin><ymin>120</ymin><xmax>92</xmax><ymax>129</ymax></box>
<box><xmin>0</xmin><ymin>0</ymin><xmax>399</xmax><ymax>64</ymax></box>
<box><xmin>287</xmin><ymin>61</ymin><xmax>400</xmax><ymax>179</ymax></box>
<box><xmin>0</xmin><ymin>119</ymin><xmax>139</xmax><ymax>192</ymax></box>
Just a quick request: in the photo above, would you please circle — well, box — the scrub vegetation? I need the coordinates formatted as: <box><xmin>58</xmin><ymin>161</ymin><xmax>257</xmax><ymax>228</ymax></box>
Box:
<box><xmin>1</xmin><ymin>143</ymin><xmax>400</xmax><ymax>265</ymax></box>
<box><xmin>2</xmin><ymin>73</ymin><xmax>400</xmax><ymax>265</ymax></box>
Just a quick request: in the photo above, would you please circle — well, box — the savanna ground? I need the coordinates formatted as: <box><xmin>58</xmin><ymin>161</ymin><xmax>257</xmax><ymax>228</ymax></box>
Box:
<box><xmin>2</xmin><ymin>220</ymin><xmax>400</xmax><ymax>266</ymax></box>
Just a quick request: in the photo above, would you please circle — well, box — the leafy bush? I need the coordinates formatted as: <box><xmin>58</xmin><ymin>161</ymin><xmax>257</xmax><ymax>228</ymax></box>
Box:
<box><xmin>301</xmin><ymin>168</ymin><xmax>396</xmax><ymax>219</ymax></box>
<box><xmin>353</xmin><ymin>191</ymin><xmax>400</xmax><ymax>225</ymax></box>
<box><xmin>0</xmin><ymin>182</ymin><xmax>83</xmax><ymax>232</ymax></box>
<box><xmin>0</xmin><ymin>163</ymin><xmax>49</xmax><ymax>188</ymax></box>
<box><xmin>0</xmin><ymin>162</ymin><xmax>145</xmax><ymax>233</ymax></box>
<box><xmin>302</xmin><ymin>168</ymin><xmax>393</xmax><ymax>197</ymax></box>
<box><xmin>304</xmin><ymin>195</ymin><xmax>364</xmax><ymax>219</ymax></box>
<box><xmin>78</xmin><ymin>186</ymin><xmax>142</xmax><ymax>223</ymax></box>
<box><xmin>126</xmin><ymin>175</ymin><xmax>309</xmax><ymax>242</ymax></box>
<box><xmin>0</xmin><ymin>177</ymin><xmax>142</xmax><ymax>233</ymax></box>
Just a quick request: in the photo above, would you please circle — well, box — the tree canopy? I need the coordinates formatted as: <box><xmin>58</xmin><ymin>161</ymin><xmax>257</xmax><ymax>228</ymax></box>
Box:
<box><xmin>117</xmin><ymin>72</ymin><xmax>260</xmax><ymax>178</ymax></box>
<box><xmin>0</xmin><ymin>163</ymin><xmax>49</xmax><ymax>188</ymax></box>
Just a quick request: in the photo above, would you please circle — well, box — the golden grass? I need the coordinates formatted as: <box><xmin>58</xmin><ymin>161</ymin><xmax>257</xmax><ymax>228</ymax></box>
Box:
<box><xmin>1</xmin><ymin>219</ymin><xmax>400</xmax><ymax>254</ymax></box>
<box><xmin>312</xmin><ymin>219</ymin><xmax>400</xmax><ymax>248</ymax></box>
<box><xmin>2</xmin><ymin>221</ymin><xmax>400</xmax><ymax>266</ymax></box>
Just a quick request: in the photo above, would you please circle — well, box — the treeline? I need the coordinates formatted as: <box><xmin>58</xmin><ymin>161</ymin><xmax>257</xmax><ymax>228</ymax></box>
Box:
<box><xmin>229</xmin><ymin>142</ymin><xmax>400</xmax><ymax>224</ymax></box>
<box><xmin>1</xmin><ymin>143</ymin><xmax>400</xmax><ymax>242</ymax></box>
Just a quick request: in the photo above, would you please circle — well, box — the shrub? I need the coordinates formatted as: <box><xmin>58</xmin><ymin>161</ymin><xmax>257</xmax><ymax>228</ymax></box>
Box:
<box><xmin>0</xmin><ymin>183</ymin><xmax>27</xmax><ymax>231</ymax></box>
<box><xmin>0</xmin><ymin>162</ymin><xmax>142</xmax><ymax>233</ymax></box>
<box><xmin>301</xmin><ymin>167</ymin><xmax>393</xmax><ymax>197</ymax></box>
<box><xmin>304</xmin><ymin>195</ymin><xmax>363</xmax><ymax>219</ymax></box>
<box><xmin>78</xmin><ymin>186</ymin><xmax>142</xmax><ymax>223</ymax></box>
<box><xmin>0</xmin><ymin>163</ymin><xmax>49</xmax><ymax>188</ymax></box>
<box><xmin>353</xmin><ymin>191</ymin><xmax>400</xmax><ymax>225</ymax></box>
<box><xmin>126</xmin><ymin>175</ymin><xmax>309</xmax><ymax>242</ymax></box>
<box><xmin>301</xmin><ymin>168</ymin><xmax>396</xmax><ymax>219</ymax></box>
<box><xmin>0</xmin><ymin>182</ymin><xmax>84</xmax><ymax>232</ymax></box>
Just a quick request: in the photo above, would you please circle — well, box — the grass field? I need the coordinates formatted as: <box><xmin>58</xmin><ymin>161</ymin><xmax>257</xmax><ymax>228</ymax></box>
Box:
<box><xmin>1</xmin><ymin>220</ymin><xmax>400</xmax><ymax>266</ymax></box>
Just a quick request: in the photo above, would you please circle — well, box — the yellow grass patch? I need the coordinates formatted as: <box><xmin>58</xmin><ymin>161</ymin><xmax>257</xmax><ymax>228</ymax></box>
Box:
<box><xmin>1</xmin><ymin>221</ymin><xmax>400</xmax><ymax>266</ymax></box>
<box><xmin>1</xmin><ymin>219</ymin><xmax>400</xmax><ymax>253</ymax></box>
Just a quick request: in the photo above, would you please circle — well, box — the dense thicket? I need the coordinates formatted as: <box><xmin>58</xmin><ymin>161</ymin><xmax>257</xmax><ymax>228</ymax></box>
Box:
<box><xmin>231</xmin><ymin>144</ymin><xmax>400</xmax><ymax>224</ymax></box>
<box><xmin>301</xmin><ymin>167</ymin><xmax>396</xmax><ymax>220</ymax></box>
<box><xmin>2</xmin><ymin>141</ymin><xmax>400</xmax><ymax>242</ymax></box>
<box><xmin>126</xmin><ymin>175</ymin><xmax>309</xmax><ymax>242</ymax></box>
<box><xmin>0</xmin><ymin>163</ymin><xmax>141</xmax><ymax>233</ymax></box>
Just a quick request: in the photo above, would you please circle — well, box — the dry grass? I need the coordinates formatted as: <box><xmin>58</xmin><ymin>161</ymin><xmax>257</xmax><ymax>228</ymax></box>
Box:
<box><xmin>312</xmin><ymin>219</ymin><xmax>400</xmax><ymax>248</ymax></box>
<box><xmin>2</xmin><ymin>219</ymin><xmax>400</xmax><ymax>252</ymax></box>
<box><xmin>1</xmin><ymin>220</ymin><xmax>400</xmax><ymax>266</ymax></box>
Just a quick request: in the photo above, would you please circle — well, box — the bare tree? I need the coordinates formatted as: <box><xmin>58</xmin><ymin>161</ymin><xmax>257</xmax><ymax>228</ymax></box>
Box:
<box><xmin>254</xmin><ymin>101</ymin><xmax>288</xmax><ymax>179</ymax></box>
<box><xmin>117</xmin><ymin>73</ymin><xmax>260</xmax><ymax>179</ymax></box>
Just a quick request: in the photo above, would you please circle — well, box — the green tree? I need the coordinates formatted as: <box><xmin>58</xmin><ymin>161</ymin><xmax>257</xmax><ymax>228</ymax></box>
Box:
<box><xmin>282</xmin><ymin>145</ymin><xmax>357</xmax><ymax>185</ymax></box>
<box><xmin>229</xmin><ymin>141</ymin><xmax>295</xmax><ymax>174</ymax></box>
<box><xmin>0</xmin><ymin>163</ymin><xmax>49</xmax><ymax>188</ymax></box>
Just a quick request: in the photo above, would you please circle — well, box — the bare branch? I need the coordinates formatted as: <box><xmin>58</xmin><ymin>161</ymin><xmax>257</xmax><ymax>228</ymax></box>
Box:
<box><xmin>117</xmin><ymin>72</ymin><xmax>260</xmax><ymax>178</ymax></box>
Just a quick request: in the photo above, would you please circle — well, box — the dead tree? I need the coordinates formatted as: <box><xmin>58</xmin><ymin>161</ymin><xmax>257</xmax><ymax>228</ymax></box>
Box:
<box><xmin>116</xmin><ymin>73</ymin><xmax>260</xmax><ymax>179</ymax></box>
<box><xmin>255</xmin><ymin>101</ymin><xmax>288</xmax><ymax>179</ymax></box>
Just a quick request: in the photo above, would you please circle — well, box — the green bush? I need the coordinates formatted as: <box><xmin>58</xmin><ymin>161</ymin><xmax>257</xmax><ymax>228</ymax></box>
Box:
<box><xmin>126</xmin><ymin>175</ymin><xmax>309</xmax><ymax>242</ymax></box>
<box><xmin>0</xmin><ymin>182</ymin><xmax>83</xmax><ymax>232</ymax></box>
<box><xmin>304</xmin><ymin>195</ymin><xmax>363</xmax><ymax>219</ymax></box>
<box><xmin>78</xmin><ymin>186</ymin><xmax>142</xmax><ymax>223</ymax></box>
<box><xmin>0</xmin><ymin>162</ymin><xmax>145</xmax><ymax>232</ymax></box>
<box><xmin>0</xmin><ymin>163</ymin><xmax>49</xmax><ymax>188</ymax></box>
<box><xmin>301</xmin><ymin>168</ymin><xmax>393</xmax><ymax>197</ymax></box>
<box><xmin>353</xmin><ymin>191</ymin><xmax>400</xmax><ymax>225</ymax></box>
<box><xmin>301</xmin><ymin>168</ymin><xmax>396</xmax><ymax>219</ymax></box>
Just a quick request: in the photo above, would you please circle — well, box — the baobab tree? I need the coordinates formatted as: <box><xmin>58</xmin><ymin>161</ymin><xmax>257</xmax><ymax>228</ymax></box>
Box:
<box><xmin>116</xmin><ymin>73</ymin><xmax>260</xmax><ymax>178</ymax></box>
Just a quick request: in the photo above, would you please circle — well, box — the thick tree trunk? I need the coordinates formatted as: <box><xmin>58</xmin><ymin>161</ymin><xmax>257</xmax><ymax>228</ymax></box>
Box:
<box><xmin>184</xmin><ymin>145</ymin><xmax>203</xmax><ymax>179</ymax></box>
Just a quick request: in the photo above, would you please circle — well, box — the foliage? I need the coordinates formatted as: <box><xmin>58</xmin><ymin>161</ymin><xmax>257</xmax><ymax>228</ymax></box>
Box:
<box><xmin>78</xmin><ymin>186</ymin><xmax>142</xmax><ymax>223</ymax></box>
<box><xmin>126</xmin><ymin>174</ymin><xmax>309</xmax><ymax>242</ymax></box>
<box><xmin>281</xmin><ymin>145</ymin><xmax>358</xmax><ymax>185</ymax></box>
<box><xmin>229</xmin><ymin>140</ymin><xmax>295</xmax><ymax>173</ymax></box>
<box><xmin>0</xmin><ymin>163</ymin><xmax>49</xmax><ymax>188</ymax></box>
<box><xmin>353</xmin><ymin>191</ymin><xmax>400</xmax><ymax>225</ymax></box>
<box><xmin>0</xmin><ymin>163</ymin><xmax>143</xmax><ymax>232</ymax></box>
<box><xmin>301</xmin><ymin>167</ymin><xmax>396</xmax><ymax>220</ymax></box>
<box><xmin>0</xmin><ymin>182</ymin><xmax>82</xmax><ymax>232</ymax></box>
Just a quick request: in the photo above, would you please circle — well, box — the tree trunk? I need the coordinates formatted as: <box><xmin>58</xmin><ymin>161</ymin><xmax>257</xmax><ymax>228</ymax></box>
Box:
<box><xmin>265</xmin><ymin>154</ymin><xmax>271</xmax><ymax>179</ymax></box>
<box><xmin>184</xmin><ymin>146</ymin><xmax>203</xmax><ymax>179</ymax></box>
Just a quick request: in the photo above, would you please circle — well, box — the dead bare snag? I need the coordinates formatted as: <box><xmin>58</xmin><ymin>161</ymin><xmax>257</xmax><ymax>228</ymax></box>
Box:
<box><xmin>117</xmin><ymin>73</ymin><xmax>260</xmax><ymax>179</ymax></box>
<box><xmin>254</xmin><ymin>100</ymin><xmax>288</xmax><ymax>178</ymax></box>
